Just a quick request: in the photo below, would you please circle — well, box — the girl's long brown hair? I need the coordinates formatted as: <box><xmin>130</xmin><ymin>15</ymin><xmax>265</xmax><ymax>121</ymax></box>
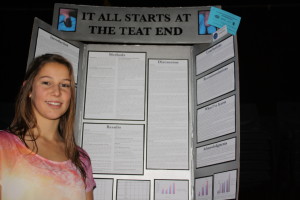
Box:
<box><xmin>9</xmin><ymin>54</ymin><xmax>88</xmax><ymax>182</ymax></box>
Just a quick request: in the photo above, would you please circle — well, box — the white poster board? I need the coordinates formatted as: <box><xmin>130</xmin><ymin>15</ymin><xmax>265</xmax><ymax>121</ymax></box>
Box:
<box><xmin>28</xmin><ymin>9</ymin><xmax>240</xmax><ymax>199</ymax></box>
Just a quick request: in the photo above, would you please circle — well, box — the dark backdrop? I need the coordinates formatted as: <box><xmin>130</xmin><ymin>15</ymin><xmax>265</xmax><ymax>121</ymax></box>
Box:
<box><xmin>1</xmin><ymin>1</ymin><xmax>299</xmax><ymax>199</ymax></box>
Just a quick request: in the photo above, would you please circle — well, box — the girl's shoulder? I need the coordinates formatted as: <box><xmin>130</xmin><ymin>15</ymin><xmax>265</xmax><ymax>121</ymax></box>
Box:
<box><xmin>0</xmin><ymin>130</ymin><xmax>17</xmax><ymax>144</ymax></box>
<box><xmin>0</xmin><ymin>130</ymin><xmax>21</xmax><ymax>154</ymax></box>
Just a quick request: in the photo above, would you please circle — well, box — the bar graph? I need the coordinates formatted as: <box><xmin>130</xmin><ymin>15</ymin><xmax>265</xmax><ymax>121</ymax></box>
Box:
<box><xmin>199</xmin><ymin>180</ymin><xmax>209</xmax><ymax>196</ymax></box>
<box><xmin>195</xmin><ymin>176</ymin><xmax>212</xmax><ymax>200</ymax></box>
<box><xmin>161</xmin><ymin>182</ymin><xmax>176</xmax><ymax>194</ymax></box>
<box><xmin>155</xmin><ymin>180</ymin><xmax>189</xmax><ymax>200</ymax></box>
<box><xmin>213</xmin><ymin>170</ymin><xmax>237</xmax><ymax>200</ymax></box>
<box><xmin>217</xmin><ymin>173</ymin><xmax>230</xmax><ymax>194</ymax></box>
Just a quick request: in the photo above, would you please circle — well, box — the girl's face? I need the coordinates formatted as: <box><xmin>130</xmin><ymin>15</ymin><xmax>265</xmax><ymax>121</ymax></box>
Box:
<box><xmin>30</xmin><ymin>62</ymin><xmax>72</xmax><ymax>122</ymax></box>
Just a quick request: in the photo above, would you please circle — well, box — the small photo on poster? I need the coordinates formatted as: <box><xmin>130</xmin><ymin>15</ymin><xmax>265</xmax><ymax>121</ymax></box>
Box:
<box><xmin>58</xmin><ymin>8</ymin><xmax>78</xmax><ymax>32</ymax></box>
<box><xmin>198</xmin><ymin>11</ymin><xmax>217</xmax><ymax>35</ymax></box>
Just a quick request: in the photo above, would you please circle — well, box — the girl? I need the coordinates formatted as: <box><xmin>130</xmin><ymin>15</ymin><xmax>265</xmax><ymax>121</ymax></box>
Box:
<box><xmin>0</xmin><ymin>54</ymin><xmax>96</xmax><ymax>200</ymax></box>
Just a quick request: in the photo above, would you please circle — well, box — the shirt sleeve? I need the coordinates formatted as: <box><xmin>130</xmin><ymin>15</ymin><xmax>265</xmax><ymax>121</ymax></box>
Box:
<box><xmin>84</xmin><ymin>156</ymin><xmax>96</xmax><ymax>192</ymax></box>
<box><xmin>0</xmin><ymin>133</ymin><xmax>3</xmax><ymax>185</ymax></box>
<box><xmin>0</xmin><ymin>131</ymin><xmax>13</xmax><ymax>186</ymax></box>
<box><xmin>78</xmin><ymin>147</ymin><xmax>96</xmax><ymax>192</ymax></box>
<box><xmin>0</xmin><ymin>130</ymin><xmax>10</xmax><ymax>185</ymax></box>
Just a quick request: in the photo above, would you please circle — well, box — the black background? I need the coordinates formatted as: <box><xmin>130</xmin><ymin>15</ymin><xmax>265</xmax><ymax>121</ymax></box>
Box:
<box><xmin>1</xmin><ymin>1</ymin><xmax>300</xmax><ymax>199</ymax></box>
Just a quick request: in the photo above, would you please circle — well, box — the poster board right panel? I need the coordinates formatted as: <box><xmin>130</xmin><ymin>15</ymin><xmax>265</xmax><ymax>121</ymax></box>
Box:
<box><xmin>192</xmin><ymin>34</ymin><xmax>240</xmax><ymax>200</ymax></box>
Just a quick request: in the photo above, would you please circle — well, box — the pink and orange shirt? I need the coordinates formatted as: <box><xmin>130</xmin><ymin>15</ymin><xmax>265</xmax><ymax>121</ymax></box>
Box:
<box><xmin>0</xmin><ymin>130</ymin><xmax>96</xmax><ymax>200</ymax></box>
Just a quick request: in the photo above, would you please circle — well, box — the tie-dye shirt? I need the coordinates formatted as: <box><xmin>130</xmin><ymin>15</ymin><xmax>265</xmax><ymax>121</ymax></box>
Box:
<box><xmin>0</xmin><ymin>130</ymin><xmax>96</xmax><ymax>200</ymax></box>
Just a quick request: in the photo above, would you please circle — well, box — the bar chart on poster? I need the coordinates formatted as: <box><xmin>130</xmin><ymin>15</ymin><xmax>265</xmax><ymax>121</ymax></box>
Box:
<box><xmin>213</xmin><ymin>170</ymin><xmax>237</xmax><ymax>200</ymax></box>
<box><xmin>195</xmin><ymin>176</ymin><xmax>213</xmax><ymax>200</ymax></box>
<box><xmin>26</xmin><ymin>3</ymin><xmax>240</xmax><ymax>199</ymax></box>
<box><xmin>155</xmin><ymin>180</ymin><xmax>189</xmax><ymax>200</ymax></box>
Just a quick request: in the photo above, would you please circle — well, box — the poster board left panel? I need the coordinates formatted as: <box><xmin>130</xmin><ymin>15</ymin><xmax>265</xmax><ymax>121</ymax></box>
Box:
<box><xmin>27</xmin><ymin>17</ymin><xmax>85</xmax><ymax>84</ymax></box>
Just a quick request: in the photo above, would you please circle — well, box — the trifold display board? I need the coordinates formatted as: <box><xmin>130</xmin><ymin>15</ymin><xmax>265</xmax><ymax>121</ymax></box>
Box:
<box><xmin>27</xmin><ymin>4</ymin><xmax>239</xmax><ymax>200</ymax></box>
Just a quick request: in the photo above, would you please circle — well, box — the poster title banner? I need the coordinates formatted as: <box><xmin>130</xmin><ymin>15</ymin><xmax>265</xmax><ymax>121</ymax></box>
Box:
<box><xmin>52</xmin><ymin>4</ymin><xmax>219</xmax><ymax>44</ymax></box>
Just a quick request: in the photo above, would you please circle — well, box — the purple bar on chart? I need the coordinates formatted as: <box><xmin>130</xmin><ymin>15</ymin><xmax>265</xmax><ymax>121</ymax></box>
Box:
<box><xmin>206</xmin><ymin>180</ymin><xmax>208</xmax><ymax>195</ymax></box>
<box><xmin>173</xmin><ymin>183</ymin><xmax>176</xmax><ymax>194</ymax></box>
